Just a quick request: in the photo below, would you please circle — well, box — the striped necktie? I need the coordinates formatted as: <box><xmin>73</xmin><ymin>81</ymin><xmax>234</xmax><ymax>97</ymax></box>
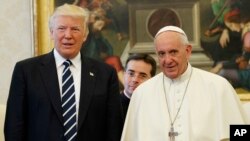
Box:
<box><xmin>62</xmin><ymin>60</ymin><xmax>77</xmax><ymax>141</ymax></box>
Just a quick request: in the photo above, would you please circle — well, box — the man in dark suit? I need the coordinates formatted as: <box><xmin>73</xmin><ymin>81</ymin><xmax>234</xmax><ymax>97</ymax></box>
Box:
<box><xmin>4</xmin><ymin>4</ymin><xmax>123</xmax><ymax>141</ymax></box>
<box><xmin>121</xmin><ymin>54</ymin><xmax>157</xmax><ymax>119</ymax></box>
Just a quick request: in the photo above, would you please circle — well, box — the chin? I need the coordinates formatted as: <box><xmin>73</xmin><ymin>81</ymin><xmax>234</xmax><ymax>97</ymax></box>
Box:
<box><xmin>165</xmin><ymin>72</ymin><xmax>178</xmax><ymax>79</ymax></box>
<box><xmin>62</xmin><ymin>54</ymin><xmax>74</xmax><ymax>59</ymax></box>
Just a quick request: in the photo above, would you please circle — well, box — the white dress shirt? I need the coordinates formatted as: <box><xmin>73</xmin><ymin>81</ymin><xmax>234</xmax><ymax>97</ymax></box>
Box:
<box><xmin>54</xmin><ymin>49</ymin><xmax>81</xmax><ymax>122</ymax></box>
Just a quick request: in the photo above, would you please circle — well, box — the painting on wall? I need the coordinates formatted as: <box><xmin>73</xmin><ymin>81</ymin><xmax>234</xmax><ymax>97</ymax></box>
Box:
<box><xmin>54</xmin><ymin>0</ymin><xmax>129</xmax><ymax>62</ymax></box>
<box><xmin>200</xmin><ymin>0</ymin><xmax>250</xmax><ymax>68</ymax></box>
<box><xmin>52</xmin><ymin>0</ymin><xmax>201</xmax><ymax>61</ymax></box>
<box><xmin>36</xmin><ymin>0</ymin><xmax>250</xmax><ymax>62</ymax></box>
<box><xmin>200</xmin><ymin>0</ymin><xmax>250</xmax><ymax>95</ymax></box>
<box><xmin>35</xmin><ymin>0</ymin><xmax>250</xmax><ymax>99</ymax></box>
<box><xmin>127</xmin><ymin>1</ymin><xmax>200</xmax><ymax>54</ymax></box>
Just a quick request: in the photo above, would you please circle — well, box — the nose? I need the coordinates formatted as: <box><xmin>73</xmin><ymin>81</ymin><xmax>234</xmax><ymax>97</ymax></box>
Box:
<box><xmin>131</xmin><ymin>75</ymin><xmax>139</xmax><ymax>82</ymax></box>
<box><xmin>64</xmin><ymin>28</ymin><xmax>73</xmax><ymax>39</ymax></box>
<box><xmin>131</xmin><ymin>74</ymin><xmax>143</xmax><ymax>83</ymax></box>
<box><xmin>163</xmin><ymin>55</ymin><xmax>173</xmax><ymax>64</ymax></box>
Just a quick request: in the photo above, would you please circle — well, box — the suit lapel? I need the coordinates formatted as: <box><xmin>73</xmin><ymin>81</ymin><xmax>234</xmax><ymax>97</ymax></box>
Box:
<box><xmin>78</xmin><ymin>57</ymin><xmax>96</xmax><ymax>130</ymax></box>
<box><xmin>39</xmin><ymin>52</ymin><xmax>63</xmax><ymax>124</ymax></box>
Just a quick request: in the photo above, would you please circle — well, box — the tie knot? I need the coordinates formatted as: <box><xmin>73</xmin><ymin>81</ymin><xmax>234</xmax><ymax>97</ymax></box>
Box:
<box><xmin>63</xmin><ymin>60</ymin><xmax>72</xmax><ymax>68</ymax></box>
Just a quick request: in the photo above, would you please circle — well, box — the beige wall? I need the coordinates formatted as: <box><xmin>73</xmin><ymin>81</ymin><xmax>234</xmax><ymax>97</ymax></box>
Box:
<box><xmin>0</xmin><ymin>0</ymin><xmax>34</xmax><ymax>104</ymax></box>
<box><xmin>0</xmin><ymin>0</ymin><xmax>33</xmax><ymax>140</ymax></box>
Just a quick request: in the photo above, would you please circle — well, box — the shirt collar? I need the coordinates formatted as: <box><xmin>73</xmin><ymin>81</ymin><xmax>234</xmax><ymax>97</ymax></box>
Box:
<box><xmin>53</xmin><ymin>49</ymin><xmax>81</xmax><ymax>69</ymax></box>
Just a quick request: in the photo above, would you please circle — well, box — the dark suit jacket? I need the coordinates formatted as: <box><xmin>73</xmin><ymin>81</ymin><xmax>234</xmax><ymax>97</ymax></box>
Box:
<box><xmin>120</xmin><ymin>92</ymin><xmax>130</xmax><ymax>120</ymax></box>
<box><xmin>4</xmin><ymin>51</ymin><xmax>123</xmax><ymax>141</ymax></box>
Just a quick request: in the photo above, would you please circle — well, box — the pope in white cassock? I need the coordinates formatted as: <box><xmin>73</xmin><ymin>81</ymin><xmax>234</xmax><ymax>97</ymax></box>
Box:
<box><xmin>121</xmin><ymin>26</ymin><xmax>249</xmax><ymax>141</ymax></box>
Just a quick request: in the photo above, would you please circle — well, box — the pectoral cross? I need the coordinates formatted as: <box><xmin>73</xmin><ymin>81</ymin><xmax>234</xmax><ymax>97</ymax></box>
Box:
<box><xmin>169</xmin><ymin>126</ymin><xmax>178</xmax><ymax>141</ymax></box>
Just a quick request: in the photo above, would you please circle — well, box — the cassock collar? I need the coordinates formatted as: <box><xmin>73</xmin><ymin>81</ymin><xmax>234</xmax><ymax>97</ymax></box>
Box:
<box><xmin>123</xmin><ymin>90</ymin><xmax>131</xmax><ymax>99</ymax></box>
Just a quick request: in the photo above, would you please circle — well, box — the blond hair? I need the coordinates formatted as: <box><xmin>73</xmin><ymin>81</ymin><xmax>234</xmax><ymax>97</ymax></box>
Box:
<box><xmin>49</xmin><ymin>4</ymin><xmax>90</xmax><ymax>34</ymax></box>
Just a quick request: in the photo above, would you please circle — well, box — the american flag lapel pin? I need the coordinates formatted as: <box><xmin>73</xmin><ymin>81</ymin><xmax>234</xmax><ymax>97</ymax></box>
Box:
<box><xmin>89</xmin><ymin>72</ymin><xmax>94</xmax><ymax>76</ymax></box>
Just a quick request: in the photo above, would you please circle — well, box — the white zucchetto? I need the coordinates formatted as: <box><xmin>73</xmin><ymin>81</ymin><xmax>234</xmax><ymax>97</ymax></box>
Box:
<box><xmin>155</xmin><ymin>25</ymin><xmax>187</xmax><ymax>39</ymax></box>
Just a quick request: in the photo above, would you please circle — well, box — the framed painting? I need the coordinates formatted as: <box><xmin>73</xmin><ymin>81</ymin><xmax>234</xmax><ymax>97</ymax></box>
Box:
<box><xmin>70</xmin><ymin>0</ymin><xmax>129</xmax><ymax>62</ymax></box>
<box><xmin>34</xmin><ymin>0</ymin><xmax>250</xmax><ymax>101</ymax></box>
<box><xmin>34</xmin><ymin>0</ymin><xmax>129</xmax><ymax>61</ymax></box>
<box><xmin>199</xmin><ymin>0</ymin><xmax>250</xmax><ymax>101</ymax></box>
<box><xmin>127</xmin><ymin>1</ymin><xmax>200</xmax><ymax>53</ymax></box>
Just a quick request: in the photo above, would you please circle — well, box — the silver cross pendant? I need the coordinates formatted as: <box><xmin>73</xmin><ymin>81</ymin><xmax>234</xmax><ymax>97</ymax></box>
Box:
<box><xmin>169</xmin><ymin>126</ymin><xmax>178</xmax><ymax>141</ymax></box>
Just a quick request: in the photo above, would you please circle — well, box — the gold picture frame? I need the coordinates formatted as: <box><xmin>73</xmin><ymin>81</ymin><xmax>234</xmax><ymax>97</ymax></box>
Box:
<box><xmin>236</xmin><ymin>88</ymin><xmax>250</xmax><ymax>102</ymax></box>
<box><xmin>33</xmin><ymin>0</ymin><xmax>54</xmax><ymax>56</ymax></box>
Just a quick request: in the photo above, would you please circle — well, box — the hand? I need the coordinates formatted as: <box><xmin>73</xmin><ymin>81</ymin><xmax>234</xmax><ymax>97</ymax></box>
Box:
<box><xmin>204</xmin><ymin>27</ymin><xmax>223</xmax><ymax>37</ymax></box>
<box><xmin>219</xmin><ymin>29</ymin><xmax>230</xmax><ymax>48</ymax></box>
<box><xmin>235</xmin><ymin>56</ymin><xmax>244</xmax><ymax>63</ymax></box>
<box><xmin>238</xmin><ymin>60</ymin><xmax>249</xmax><ymax>70</ymax></box>
<box><xmin>210</xmin><ymin>63</ymin><xmax>223</xmax><ymax>73</ymax></box>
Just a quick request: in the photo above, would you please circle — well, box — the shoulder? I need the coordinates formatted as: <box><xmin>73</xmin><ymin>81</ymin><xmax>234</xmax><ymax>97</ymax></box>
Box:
<box><xmin>133</xmin><ymin>72</ymin><xmax>164</xmax><ymax>94</ymax></box>
<box><xmin>193</xmin><ymin>67</ymin><xmax>223</xmax><ymax>80</ymax></box>
<box><xmin>120</xmin><ymin>92</ymin><xmax>130</xmax><ymax>102</ymax></box>
<box><xmin>83</xmin><ymin>57</ymin><xmax>114</xmax><ymax>71</ymax></box>
<box><xmin>191</xmin><ymin>68</ymin><xmax>239</xmax><ymax>103</ymax></box>
<box><xmin>82</xmin><ymin>57</ymin><xmax>117</xmax><ymax>80</ymax></box>
<box><xmin>193</xmin><ymin>67</ymin><xmax>228</xmax><ymax>83</ymax></box>
<box><xmin>15</xmin><ymin>53</ymin><xmax>51</xmax><ymax>67</ymax></box>
<box><xmin>139</xmin><ymin>72</ymin><xmax>163</xmax><ymax>86</ymax></box>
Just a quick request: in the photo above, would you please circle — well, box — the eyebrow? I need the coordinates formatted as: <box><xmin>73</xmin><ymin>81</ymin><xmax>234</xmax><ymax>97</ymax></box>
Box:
<box><xmin>127</xmin><ymin>70</ymin><xmax>148</xmax><ymax>76</ymax></box>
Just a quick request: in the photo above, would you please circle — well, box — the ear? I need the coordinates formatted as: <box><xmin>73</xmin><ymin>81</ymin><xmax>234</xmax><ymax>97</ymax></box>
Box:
<box><xmin>82</xmin><ymin>31</ymin><xmax>89</xmax><ymax>42</ymax></box>
<box><xmin>186</xmin><ymin>44</ymin><xmax>192</xmax><ymax>59</ymax></box>
<box><xmin>82</xmin><ymin>35</ymin><xmax>87</xmax><ymax>42</ymax></box>
<box><xmin>50</xmin><ymin>28</ymin><xmax>55</xmax><ymax>40</ymax></box>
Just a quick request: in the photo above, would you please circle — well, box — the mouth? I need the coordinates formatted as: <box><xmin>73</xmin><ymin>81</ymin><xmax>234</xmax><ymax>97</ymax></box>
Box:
<box><xmin>62</xmin><ymin>43</ymin><xmax>74</xmax><ymax>47</ymax></box>
<box><xmin>165</xmin><ymin>65</ymin><xmax>177</xmax><ymax>72</ymax></box>
<box><xmin>168</xmin><ymin>65</ymin><xmax>174</xmax><ymax>68</ymax></box>
<box><xmin>166</xmin><ymin>65</ymin><xmax>175</xmax><ymax>69</ymax></box>
<box><xmin>129</xmin><ymin>85</ymin><xmax>137</xmax><ymax>90</ymax></box>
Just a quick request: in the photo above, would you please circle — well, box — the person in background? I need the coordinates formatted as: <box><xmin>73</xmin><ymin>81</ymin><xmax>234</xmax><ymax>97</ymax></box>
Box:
<box><xmin>121</xmin><ymin>53</ymin><xmax>157</xmax><ymax>119</ymax></box>
<box><xmin>214</xmin><ymin>31</ymin><xmax>250</xmax><ymax>90</ymax></box>
<box><xmin>4</xmin><ymin>4</ymin><xmax>123</xmax><ymax>141</ymax></box>
<box><xmin>121</xmin><ymin>26</ymin><xmax>248</xmax><ymax>141</ymax></box>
